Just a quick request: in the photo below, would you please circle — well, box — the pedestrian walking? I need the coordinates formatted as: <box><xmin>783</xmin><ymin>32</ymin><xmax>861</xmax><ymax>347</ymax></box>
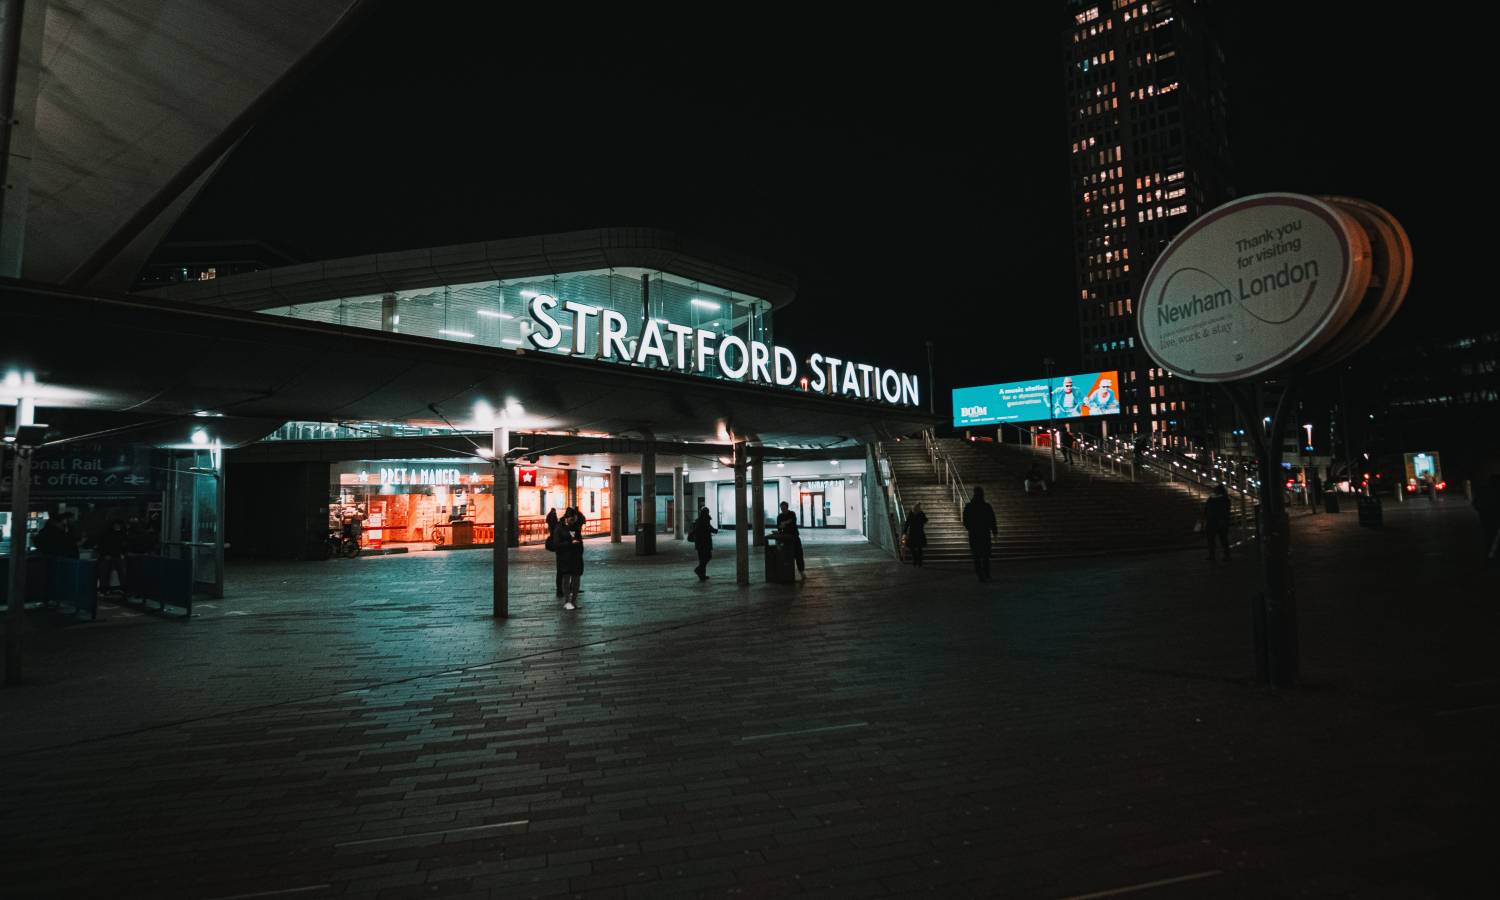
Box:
<box><xmin>775</xmin><ymin>501</ymin><xmax>805</xmax><ymax>578</ymax></box>
<box><xmin>1061</xmin><ymin>428</ymin><xmax>1076</xmax><ymax>465</ymax></box>
<box><xmin>551</xmin><ymin>508</ymin><xmax>582</xmax><ymax>609</ymax></box>
<box><xmin>903</xmin><ymin>502</ymin><xmax>928</xmax><ymax>566</ymax></box>
<box><xmin>1204</xmin><ymin>484</ymin><xmax>1231</xmax><ymax>561</ymax></box>
<box><xmin>689</xmin><ymin>506</ymin><xmax>718</xmax><ymax>581</ymax></box>
<box><xmin>962</xmin><ymin>487</ymin><xmax>998</xmax><ymax>582</ymax></box>
<box><xmin>1474</xmin><ymin>474</ymin><xmax>1500</xmax><ymax>562</ymax></box>
<box><xmin>96</xmin><ymin>519</ymin><xmax>129</xmax><ymax>595</ymax></box>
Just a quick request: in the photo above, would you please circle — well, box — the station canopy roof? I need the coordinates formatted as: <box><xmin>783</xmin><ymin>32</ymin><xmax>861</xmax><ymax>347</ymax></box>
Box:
<box><xmin>1</xmin><ymin>281</ymin><xmax>938</xmax><ymax>450</ymax></box>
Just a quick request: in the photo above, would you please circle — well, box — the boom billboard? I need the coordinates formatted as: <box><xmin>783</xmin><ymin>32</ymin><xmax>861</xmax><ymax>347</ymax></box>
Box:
<box><xmin>952</xmin><ymin>370</ymin><xmax>1121</xmax><ymax>427</ymax></box>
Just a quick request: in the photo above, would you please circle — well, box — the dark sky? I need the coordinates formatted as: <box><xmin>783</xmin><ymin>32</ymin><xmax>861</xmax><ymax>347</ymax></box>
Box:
<box><xmin>169</xmin><ymin>3</ymin><xmax>1464</xmax><ymax>401</ymax></box>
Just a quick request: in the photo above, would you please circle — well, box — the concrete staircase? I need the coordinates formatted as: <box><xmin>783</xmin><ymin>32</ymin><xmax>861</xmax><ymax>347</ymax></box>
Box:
<box><xmin>883</xmin><ymin>437</ymin><xmax>1216</xmax><ymax>564</ymax></box>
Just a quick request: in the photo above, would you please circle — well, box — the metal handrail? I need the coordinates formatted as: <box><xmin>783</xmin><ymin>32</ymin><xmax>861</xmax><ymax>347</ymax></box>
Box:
<box><xmin>923</xmin><ymin>430</ymin><xmax>969</xmax><ymax>518</ymax></box>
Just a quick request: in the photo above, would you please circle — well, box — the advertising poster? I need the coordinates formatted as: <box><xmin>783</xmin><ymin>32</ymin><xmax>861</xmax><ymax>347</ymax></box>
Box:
<box><xmin>952</xmin><ymin>371</ymin><xmax>1120</xmax><ymax>427</ymax></box>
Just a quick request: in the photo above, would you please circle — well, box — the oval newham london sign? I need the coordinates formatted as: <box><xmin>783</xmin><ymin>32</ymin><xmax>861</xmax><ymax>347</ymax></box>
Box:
<box><xmin>1138</xmin><ymin>193</ymin><xmax>1373</xmax><ymax>382</ymax></box>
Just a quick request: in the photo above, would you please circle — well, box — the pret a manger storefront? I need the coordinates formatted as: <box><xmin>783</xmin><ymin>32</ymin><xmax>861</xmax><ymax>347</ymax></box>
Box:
<box><xmin>331</xmin><ymin>460</ymin><xmax>611</xmax><ymax>548</ymax></box>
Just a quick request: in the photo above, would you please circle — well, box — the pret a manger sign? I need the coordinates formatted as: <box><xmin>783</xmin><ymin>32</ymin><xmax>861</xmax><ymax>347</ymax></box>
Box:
<box><xmin>1138</xmin><ymin>193</ymin><xmax>1376</xmax><ymax>382</ymax></box>
<box><xmin>524</xmin><ymin>295</ymin><xmax>921</xmax><ymax>406</ymax></box>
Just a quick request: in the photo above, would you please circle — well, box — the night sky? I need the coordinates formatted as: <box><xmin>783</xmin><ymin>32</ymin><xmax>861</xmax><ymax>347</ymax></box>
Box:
<box><xmin>168</xmin><ymin>3</ymin><xmax>1466</xmax><ymax>401</ymax></box>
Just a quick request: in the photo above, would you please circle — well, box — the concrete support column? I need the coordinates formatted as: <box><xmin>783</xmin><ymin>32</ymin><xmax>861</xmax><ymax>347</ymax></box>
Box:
<box><xmin>5</xmin><ymin>443</ymin><xmax>32</xmax><ymax>684</ymax></box>
<box><xmin>751</xmin><ymin>449</ymin><xmax>765</xmax><ymax>547</ymax></box>
<box><xmin>491</xmin><ymin>426</ymin><xmax>509</xmax><ymax>618</ymax></box>
<box><xmin>673</xmin><ymin>465</ymin><xmax>685</xmax><ymax>540</ymax></box>
<box><xmin>637</xmin><ymin>443</ymin><xmax>657</xmax><ymax>555</ymax></box>
<box><xmin>734</xmin><ymin>441</ymin><xmax>749</xmax><ymax>585</ymax></box>
<box><xmin>609</xmin><ymin>464</ymin><xmax>622</xmax><ymax>543</ymax></box>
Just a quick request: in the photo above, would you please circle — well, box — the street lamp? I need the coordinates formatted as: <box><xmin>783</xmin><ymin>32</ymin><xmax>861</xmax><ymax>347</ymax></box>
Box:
<box><xmin>1044</xmin><ymin>356</ymin><xmax>1056</xmax><ymax>482</ymax></box>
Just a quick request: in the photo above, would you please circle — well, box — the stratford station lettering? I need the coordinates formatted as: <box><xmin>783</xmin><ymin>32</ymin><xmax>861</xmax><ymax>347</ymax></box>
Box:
<box><xmin>525</xmin><ymin>294</ymin><xmax>921</xmax><ymax>407</ymax></box>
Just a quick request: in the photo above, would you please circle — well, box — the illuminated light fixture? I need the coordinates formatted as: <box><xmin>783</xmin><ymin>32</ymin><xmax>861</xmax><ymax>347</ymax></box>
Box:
<box><xmin>477</xmin><ymin>309</ymin><xmax>514</xmax><ymax>319</ymax></box>
<box><xmin>191</xmin><ymin>428</ymin><xmax>209</xmax><ymax>446</ymax></box>
<box><xmin>392</xmin><ymin>315</ymin><xmax>400</xmax><ymax>325</ymax></box>
<box><xmin>520</xmin><ymin>289</ymin><xmax>542</xmax><ymax>298</ymax></box>
<box><xmin>777</xmin><ymin>461</ymin><xmax>785</xmax><ymax>468</ymax></box>
<box><xmin>476</xmin><ymin>447</ymin><xmax>494</xmax><ymax>459</ymax></box>
<box><xmin>439</xmin><ymin>329</ymin><xmax>475</xmax><ymax>338</ymax></box>
<box><xmin>830</xmin><ymin>460</ymin><xmax>840</xmax><ymax>466</ymax></box>
<box><xmin>501</xmin><ymin>338</ymin><xmax>523</xmax><ymax>346</ymax></box>
<box><xmin>690</xmin><ymin>298</ymin><xmax>720</xmax><ymax>310</ymax></box>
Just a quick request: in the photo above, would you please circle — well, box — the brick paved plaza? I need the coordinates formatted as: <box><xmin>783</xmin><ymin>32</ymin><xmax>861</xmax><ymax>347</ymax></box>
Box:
<box><xmin>2</xmin><ymin>504</ymin><xmax>1495</xmax><ymax>898</ymax></box>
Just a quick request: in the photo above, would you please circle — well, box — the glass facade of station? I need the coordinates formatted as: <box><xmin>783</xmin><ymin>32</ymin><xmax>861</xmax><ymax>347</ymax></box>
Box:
<box><xmin>258</xmin><ymin>267</ymin><xmax>772</xmax><ymax>383</ymax></box>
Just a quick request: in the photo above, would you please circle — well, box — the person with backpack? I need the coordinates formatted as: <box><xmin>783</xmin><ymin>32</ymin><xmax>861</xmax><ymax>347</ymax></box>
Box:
<box><xmin>689</xmin><ymin>506</ymin><xmax>718</xmax><ymax>581</ymax></box>
<box><xmin>545</xmin><ymin>508</ymin><xmax>562</xmax><ymax>597</ymax></box>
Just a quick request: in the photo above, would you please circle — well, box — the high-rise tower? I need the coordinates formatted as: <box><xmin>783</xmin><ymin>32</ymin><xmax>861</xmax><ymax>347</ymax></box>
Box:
<box><xmin>1064</xmin><ymin>0</ymin><xmax>1233</xmax><ymax>444</ymax></box>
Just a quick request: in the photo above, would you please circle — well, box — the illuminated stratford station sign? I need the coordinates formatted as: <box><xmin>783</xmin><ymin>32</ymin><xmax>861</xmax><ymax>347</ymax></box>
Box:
<box><xmin>524</xmin><ymin>295</ymin><xmax>921</xmax><ymax>407</ymax></box>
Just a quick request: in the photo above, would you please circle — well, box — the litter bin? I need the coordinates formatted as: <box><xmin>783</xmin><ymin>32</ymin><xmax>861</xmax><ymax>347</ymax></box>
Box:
<box><xmin>449</xmin><ymin>520</ymin><xmax>474</xmax><ymax>546</ymax></box>
<box><xmin>764</xmin><ymin>533</ymin><xmax>795</xmax><ymax>584</ymax></box>
<box><xmin>1357</xmin><ymin>495</ymin><xmax>1382</xmax><ymax>527</ymax></box>
<box><xmin>1323</xmin><ymin>493</ymin><xmax>1341</xmax><ymax>514</ymax></box>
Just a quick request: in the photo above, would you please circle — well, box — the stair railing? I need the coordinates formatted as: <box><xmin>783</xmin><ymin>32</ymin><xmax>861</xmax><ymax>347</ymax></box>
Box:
<box><xmin>925</xmin><ymin>432</ymin><xmax>969</xmax><ymax>519</ymax></box>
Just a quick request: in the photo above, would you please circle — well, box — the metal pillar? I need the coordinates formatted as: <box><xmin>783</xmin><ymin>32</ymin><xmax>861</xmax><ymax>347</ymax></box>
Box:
<box><xmin>1044</xmin><ymin>356</ymin><xmax>1057</xmax><ymax>482</ymax></box>
<box><xmin>637</xmin><ymin>443</ymin><xmax>656</xmax><ymax>555</ymax></box>
<box><xmin>0</xmin><ymin>0</ymin><xmax>43</xmax><ymax>278</ymax></box>
<box><xmin>491</xmin><ymin>427</ymin><xmax>509</xmax><ymax>618</ymax></box>
<box><xmin>1226</xmin><ymin>380</ymin><xmax>1301</xmax><ymax>688</ymax></box>
<box><xmin>673</xmin><ymin>465</ymin><xmax>684</xmax><ymax>540</ymax></box>
<box><xmin>750</xmin><ymin>450</ymin><xmax>765</xmax><ymax>547</ymax></box>
<box><xmin>5</xmin><ymin>442</ymin><xmax>31</xmax><ymax>685</ymax></box>
<box><xmin>733</xmin><ymin>442</ymin><xmax>749</xmax><ymax>585</ymax></box>
<box><xmin>609</xmin><ymin>465</ymin><xmax>622</xmax><ymax>543</ymax></box>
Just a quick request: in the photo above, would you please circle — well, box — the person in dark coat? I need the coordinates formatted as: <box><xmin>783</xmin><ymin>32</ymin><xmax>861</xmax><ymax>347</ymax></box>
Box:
<box><xmin>1474</xmin><ymin>474</ymin><xmax>1500</xmax><ymax>562</ymax></box>
<box><xmin>775</xmin><ymin>501</ymin><xmax>805</xmax><ymax>578</ymax></box>
<box><xmin>552</xmin><ymin>508</ymin><xmax>583</xmax><ymax>609</ymax></box>
<box><xmin>689</xmin><ymin>506</ymin><xmax>719</xmax><ymax>581</ymax></box>
<box><xmin>1204</xmin><ymin>484</ymin><xmax>1232</xmax><ymax>561</ymax></box>
<box><xmin>545</xmin><ymin>508</ymin><xmax>563</xmax><ymax>597</ymax></box>
<box><xmin>96</xmin><ymin>520</ymin><xmax>129</xmax><ymax>594</ymax></box>
<box><xmin>962</xmin><ymin>487</ymin><xmax>998</xmax><ymax>582</ymax></box>
<box><xmin>903</xmin><ymin>503</ymin><xmax>928</xmax><ymax>566</ymax></box>
<box><xmin>33</xmin><ymin>513</ymin><xmax>78</xmax><ymax>558</ymax></box>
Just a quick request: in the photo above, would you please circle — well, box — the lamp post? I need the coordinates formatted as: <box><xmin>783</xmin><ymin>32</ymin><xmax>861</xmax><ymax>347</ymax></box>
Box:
<box><xmin>1044</xmin><ymin>356</ymin><xmax>1056</xmax><ymax>482</ymax></box>
<box><xmin>925</xmin><ymin>340</ymin><xmax>935</xmax><ymax>415</ymax></box>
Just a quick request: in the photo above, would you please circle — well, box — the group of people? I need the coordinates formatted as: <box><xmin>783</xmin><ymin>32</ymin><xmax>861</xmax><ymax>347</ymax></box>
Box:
<box><xmin>545</xmin><ymin>507</ymin><xmax>586</xmax><ymax>608</ymax></box>
<box><xmin>28</xmin><ymin>511</ymin><xmax>154</xmax><ymax>594</ymax></box>
<box><xmin>901</xmin><ymin>487</ymin><xmax>999</xmax><ymax>581</ymax></box>
<box><xmin>545</xmin><ymin>499</ymin><xmax>811</xmax><ymax>612</ymax></box>
<box><xmin>688</xmin><ymin>500</ymin><xmax>805</xmax><ymax>582</ymax></box>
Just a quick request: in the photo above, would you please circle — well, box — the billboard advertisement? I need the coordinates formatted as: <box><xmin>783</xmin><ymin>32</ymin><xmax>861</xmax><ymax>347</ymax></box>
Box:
<box><xmin>952</xmin><ymin>371</ymin><xmax>1120</xmax><ymax>427</ymax></box>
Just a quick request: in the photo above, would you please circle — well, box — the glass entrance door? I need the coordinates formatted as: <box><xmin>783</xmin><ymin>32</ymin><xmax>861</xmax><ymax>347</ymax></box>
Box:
<box><xmin>799</xmin><ymin>491</ymin><xmax>825</xmax><ymax>528</ymax></box>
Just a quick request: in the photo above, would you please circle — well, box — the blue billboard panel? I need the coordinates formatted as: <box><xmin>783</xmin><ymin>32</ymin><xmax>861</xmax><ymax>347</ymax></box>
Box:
<box><xmin>952</xmin><ymin>370</ymin><xmax>1120</xmax><ymax>427</ymax></box>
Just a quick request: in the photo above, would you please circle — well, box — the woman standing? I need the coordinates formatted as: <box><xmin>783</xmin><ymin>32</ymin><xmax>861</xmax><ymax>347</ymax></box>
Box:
<box><xmin>904</xmin><ymin>503</ymin><xmax>929</xmax><ymax>567</ymax></box>
<box><xmin>552</xmin><ymin>508</ymin><xmax>583</xmax><ymax>609</ymax></box>
<box><xmin>689</xmin><ymin>506</ymin><xmax>718</xmax><ymax>581</ymax></box>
